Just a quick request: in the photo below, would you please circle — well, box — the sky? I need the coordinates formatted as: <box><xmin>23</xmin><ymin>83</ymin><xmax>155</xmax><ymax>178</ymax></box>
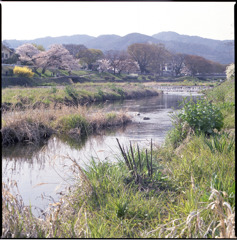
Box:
<box><xmin>1</xmin><ymin>1</ymin><xmax>235</xmax><ymax>41</ymax></box>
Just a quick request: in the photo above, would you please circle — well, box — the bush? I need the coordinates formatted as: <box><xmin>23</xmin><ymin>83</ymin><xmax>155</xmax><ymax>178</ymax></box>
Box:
<box><xmin>13</xmin><ymin>66</ymin><xmax>34</xmax><ymax>78</ymax></box>
<box><xmin>178</xmin><ymin>98</ymin><xmax>224</xmax><ymax>135</ymax></box>
<box><xmin>57</xmin><ymin>114</ymin><xmax>89</xmax><ymax>134</ymax></box>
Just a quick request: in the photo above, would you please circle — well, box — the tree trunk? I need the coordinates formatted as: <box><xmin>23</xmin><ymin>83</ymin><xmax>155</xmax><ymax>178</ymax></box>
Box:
<box><xmin>42</xmin><ymin>67</ymin><xmax>46</xmax><ymax>74</ymax></box>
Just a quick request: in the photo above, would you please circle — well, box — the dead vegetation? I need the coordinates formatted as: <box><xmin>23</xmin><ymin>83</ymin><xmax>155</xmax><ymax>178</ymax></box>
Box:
<box><xmin>2</xmin><ymin>105</ymin><xmax>131</xmax><ymax>146</ymax></box>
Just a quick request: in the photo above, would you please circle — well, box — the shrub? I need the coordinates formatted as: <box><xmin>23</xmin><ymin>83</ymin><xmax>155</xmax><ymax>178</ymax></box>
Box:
<box><xmin>178</xmin><ymin>98</ymin><xmax>224</xmax><ymax>135</ymax></box>
<box><xmin>13</xmin><ymin>66</ymin><xmax>34</xmax><ymax>78</ymax></box>
<box><xmin>57</xmin><ymin>114</ymin><xmax>89</xmax><ymax>134</ymax></box>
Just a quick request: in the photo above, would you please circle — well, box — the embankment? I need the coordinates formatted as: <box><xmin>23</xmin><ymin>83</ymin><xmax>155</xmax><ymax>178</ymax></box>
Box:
<box><xmin>2</xmin><ymin>83</ymin><xmax>160</xmax><ymax>111</ymax></box>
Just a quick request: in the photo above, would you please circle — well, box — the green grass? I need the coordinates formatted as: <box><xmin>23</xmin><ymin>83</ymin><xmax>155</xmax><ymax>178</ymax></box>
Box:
<box><xmin>56</xmin><ymin>114</ymin><xmax>89</xmax><ymax>134</ymax></box>
<box><xmin>205</xmin><ymin>80</ymin><xmax>235</xmax><ymax>129</ymax></box>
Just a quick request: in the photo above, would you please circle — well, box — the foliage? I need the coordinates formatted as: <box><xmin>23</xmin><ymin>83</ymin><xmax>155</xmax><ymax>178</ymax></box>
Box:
<box><xmin>178</xmin><ymin>98</ymin><xmax>224</xmax><ymax>135</ymax></box>
<box><xmin>165</xmin><ymin>116</ymin><xmax>189</xmax><ymax>148</ymax></box>
<box><xmin>184</xmin><ymin>54</ymin><xmax>225</xmax><ymax>76</ymax></box>
<box><xmin>127</xmin><ymin>43</ymin><xmax>169</xmax><ymax>74</ymax></box>
<box><xmin>13</xmin><ymin>66</ymin><xmax>34</xmax><ymax>78</ymax></box>
<box><xmin>204</xmin><ymin>132</ymin><xmax>235</xmax><ymax>154</ymax></box>
<box><xmin>63</xmin><ymin>44</ymin><xmax>87</xmax><ymax>57</ymax></box>
<box><xmin>34</xmin><ymin>44</ymin><xmax>80</xmax><ymax>74</ymax></box>
<box><xmin>32</xmin><ymin>43</ymin><xmax>45</xmax><ymax>51</ymax></box>
<box><xmin>15</xmin><ymin>43</ymin><xmax>40</xmax><ymax>66</ymax></box>
<box><xmin>77</xmin><ymin>48</ymin><xmax>104</xmax><ymax>70</ymax></box>
<box><xmin>104</xmin><ymin>50</ymin><xmax>135</xmax><ymax>75</ymax></box>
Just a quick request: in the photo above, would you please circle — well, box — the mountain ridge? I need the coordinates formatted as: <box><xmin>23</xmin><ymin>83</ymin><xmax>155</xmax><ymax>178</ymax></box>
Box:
<box><xmin>3</xmin><ymin>32</ymin><xmax>234</xmax><ymax>64</ymax></box>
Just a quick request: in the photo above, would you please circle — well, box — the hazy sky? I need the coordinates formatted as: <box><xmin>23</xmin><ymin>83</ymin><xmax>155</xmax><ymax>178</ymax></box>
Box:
<box><xmin>2</xmin><ymin>2</ymin><xmax>235</xmax><ymax>41</ymax></box>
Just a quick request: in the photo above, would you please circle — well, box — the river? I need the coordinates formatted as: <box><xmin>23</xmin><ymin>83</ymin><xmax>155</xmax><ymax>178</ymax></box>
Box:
<box><xmin>2</xmin><ymin>92</ymin><xmax>202</xmax><ymax>216</ymax></box>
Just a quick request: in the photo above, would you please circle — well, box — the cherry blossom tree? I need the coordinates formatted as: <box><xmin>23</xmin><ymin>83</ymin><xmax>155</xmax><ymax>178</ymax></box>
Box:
<box><xmin>33</xmin><ymin>44</ymin><xmax>80</xmax><ymax>74</ymax></box>
<box><xmin>97</xmin><ymin>59</ymin><xmax>110</xmax><ymax>73</ymax></box>
<box><xmin>105</xmin><ymin>50</ymin><xmax>132</xmax><ymax>75</ymax></box>
<box><xmin>16</xmin><ymin>43</ymin><xmax>40</xmax><ymax>66</ymax></box>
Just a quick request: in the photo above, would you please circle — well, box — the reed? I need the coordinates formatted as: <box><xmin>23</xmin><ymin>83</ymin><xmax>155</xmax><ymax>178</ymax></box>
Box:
<box><xmin>2</xmin><ymin>105</ymin><xmax>131</xmax><ymax>146</ymax></box>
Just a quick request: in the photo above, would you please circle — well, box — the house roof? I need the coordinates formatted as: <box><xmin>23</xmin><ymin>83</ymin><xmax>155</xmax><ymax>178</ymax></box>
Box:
<box><xmin>2</xmin><ymin>44</ymin><xmax>15</xmax><ymax>53</ymax></box>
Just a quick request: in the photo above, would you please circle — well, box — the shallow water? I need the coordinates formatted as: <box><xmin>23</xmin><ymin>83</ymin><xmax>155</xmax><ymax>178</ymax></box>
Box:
<box><xmin>2</xmin><ymin>92</ymin><xmax>202</xmax><ymax>215</ymax></box>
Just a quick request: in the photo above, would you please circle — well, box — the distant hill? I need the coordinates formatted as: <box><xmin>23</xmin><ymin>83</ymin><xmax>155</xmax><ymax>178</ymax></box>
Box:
<box><xmin>3</xmin><ymin>34</ymin><xmax>95</xmax><ymax>49</ymax></box>
<box><xmin>3</xmin><ymin>31</ymin><xmax>234</xmax><ymax>64</ymax></box>
<box><xmin>152</xmin><ymin>31</ymin><xmax>234</xmax><ymax>64</ymax></box>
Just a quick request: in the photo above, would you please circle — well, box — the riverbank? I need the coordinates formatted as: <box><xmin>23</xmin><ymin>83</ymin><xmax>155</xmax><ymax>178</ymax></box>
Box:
<box><xmin>2</xmin><ymin>65</ymin><xmax>235</xmax><ymax>238</ymax></box>
<box><xmin>2</xmin><ymin>82</ymin><xmax>159</xmax><ymax>111</ymax></box>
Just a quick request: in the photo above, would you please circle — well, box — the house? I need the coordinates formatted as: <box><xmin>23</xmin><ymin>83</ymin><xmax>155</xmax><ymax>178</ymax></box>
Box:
<box><xmin>2</xmin><ymin>44</ymin><xmax>15</xmax><ymax>61</ymax></box>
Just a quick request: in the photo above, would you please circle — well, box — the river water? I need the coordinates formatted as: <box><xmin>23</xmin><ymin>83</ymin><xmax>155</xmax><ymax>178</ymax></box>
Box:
<box><xmin>2</xmin><ymin>92</ymin><xmax>202</xmax><ymax>216</ymax></box>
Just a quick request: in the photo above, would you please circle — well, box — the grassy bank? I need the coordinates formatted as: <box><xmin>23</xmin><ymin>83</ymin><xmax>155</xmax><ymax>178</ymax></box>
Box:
<box><xmin>2</xmin><ymin>82</ymin><xmax>159</xmax><ymax>111</ymax></box>
<box><xmin>2</xmin><ymin>65</ymin><xmax>235</xmax><ymax>238</ymax></box>
<box><xmin>2</xmin><ymin>105</ymin><xmax>131</xmax><ymax>146</ymax></box>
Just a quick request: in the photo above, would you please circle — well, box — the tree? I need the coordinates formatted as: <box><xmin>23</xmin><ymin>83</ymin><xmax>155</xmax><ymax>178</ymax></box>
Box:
<box><xmin>184</xmin><ymin>55</ymin><xmax>213</xmax><ymax>76</ymax></box>
<box><xmin>76</xmin><ymin>48</ymin><xmax>104</xmax><ymax>70</ymax></box>
<box><xmin>16</xmin><ymin>43</ymin><xmax>40</xmax><ymax>66</ymax></box>
<box><xmin>105</xmin><ymin>50</ymin><xmax>129</xmax><ymax>75</ymax></box>
<box><xmin>170</xmin><ymin>53</ymin><xmax>186</xmax><ymax>76</ymax></box>
<box><xmin>127</xmin><ymin>43</ymin><xmax>170</xmax><ymax>74</ymax></box>
<box><xmin>209</xmin><ymin>61</ymin><xmax>226</xmax><ymax>73</ymax></box>
<box><xmin>32</xmin><ymin>43</ymin><xmax>45</xmax><ymax>51</ymax></box>
<box><xmin>34</xmin><ymin>44</ymin><xmax>80</xmax><ymax>74</ymax></box>
<box><xmin>63</xmin><ymin>44</ymin><xmax>87</xmax><ymax>58</ymax></box>
<box><xmin>97</xmin><ymin>59</ymin><xmax>111</xmax><ymax>73</ymax></box>
<box><xmin>149</xmin><ymin>44</ymin><xmax>171</xmax><ymax>75</ymax></box>
<box><xmin>127</xmin><ymin>43</ymin><xmax>154</xmax><ymax>74</ymax></box>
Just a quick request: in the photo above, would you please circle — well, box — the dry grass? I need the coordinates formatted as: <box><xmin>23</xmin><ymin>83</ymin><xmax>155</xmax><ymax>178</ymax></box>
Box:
<box><xmin>144</xmin><ymin>188</ymin><xmax>235</xmax><ymax>238</ymax></box>
<box><xmin>2</xmin><ymin>105</ymin><xmax>131</xmax><ymax>146</ymax></box>
<box><xmin>2</xmin><ymin>181</ymin><xmax>45</xmax><ymax>238</ymax></box>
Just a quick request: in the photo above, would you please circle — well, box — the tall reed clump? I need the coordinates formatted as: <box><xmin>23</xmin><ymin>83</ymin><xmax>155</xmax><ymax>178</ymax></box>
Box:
<box><xmin>2</xmin><ymin>105</ymin><xmax>131</xmax><ymax>146</ymax></box>
<box><xmin>2</xmin><ymin>107</ymin><xmax>55</xmax><ymax>146</ymax></box>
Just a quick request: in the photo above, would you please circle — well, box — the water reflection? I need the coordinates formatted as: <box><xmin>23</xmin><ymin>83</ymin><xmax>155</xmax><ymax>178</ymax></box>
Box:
<box><xmin>2</xmin><ymin>92</ymin><xmax>201</xmax><ymax>214</ymax></box>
